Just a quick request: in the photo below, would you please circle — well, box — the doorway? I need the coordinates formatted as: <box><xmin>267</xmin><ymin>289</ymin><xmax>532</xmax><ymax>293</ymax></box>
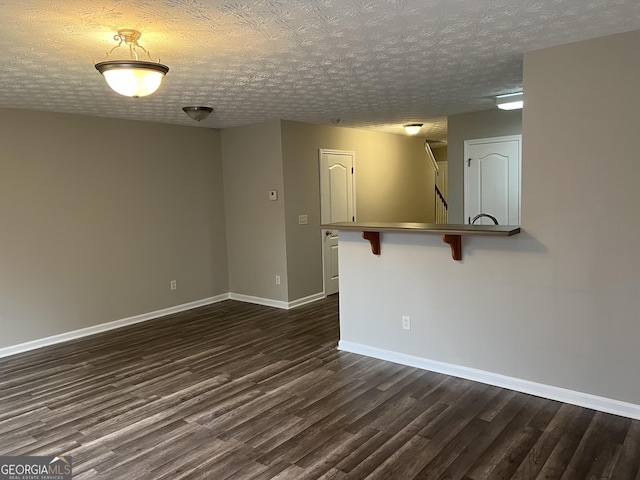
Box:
<box><xmin>464</xmin><ymin>135</ymin><xmax>521</xmax><ymax>225</ymax></box>
<box><xmin>319</xmin><ymin>149</ymin><xmax>356</xmax><ymax>296</ymax></box>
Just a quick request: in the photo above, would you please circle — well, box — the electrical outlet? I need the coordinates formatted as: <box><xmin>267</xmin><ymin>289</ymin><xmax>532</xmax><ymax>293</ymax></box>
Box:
<box><xmin>298</xmin><ymin>214</ymin><xmax>308</xmax><ymax>225</ymax></box>
<box><xmin>402</xmin><ymin>315</ymin><xmax>411</xmax><ymax>330</ymax></box>
<box><xmin>269</xmin><ymin>190</ymin><xmax>278</xmax><ymax>201</ymax></box>
<box><xmin>170</xmin><ymin>280</ymin><xmax>177</xmax><ymax>290</ymax></box>
<box><xmin>275</xmin><ymin>275</ymin><xmax>281</xmax><ymax>285</ymax></box>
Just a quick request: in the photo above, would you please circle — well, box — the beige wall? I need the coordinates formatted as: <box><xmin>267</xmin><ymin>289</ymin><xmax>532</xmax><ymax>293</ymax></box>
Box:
<box><xmin>432</xmin><ymin>145</ymin><xmax>448</xmax><ymax>164</ymax></box>
<box><xmin>221</xmin><ymin>121</ymin><xmax>288</xmax><ymax>302</ymax></box>
<box><xmin>447</xmin><ymin>109</ymin><xmax>522</xmax><ymax>223</ymax></box>
<box><xmin>338</xmin><ymin>29</ymin><xmax>640</xmax><ymax>406</ymax></box>
<box><xmin>281</xmin><ymin>120</ymin><xmax>434</xmax><ymax>301</ymax></box>
<box><xmin>0</xmin><ymin>109</ymin><xmax>228</xmax><ymax>348</ymax></box>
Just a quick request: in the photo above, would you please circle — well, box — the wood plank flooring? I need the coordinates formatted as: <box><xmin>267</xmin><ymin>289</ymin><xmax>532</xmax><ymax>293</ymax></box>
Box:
<box><xmin>1</xmin><ymin>296</ymin><xmax>639</xmax><ymax>479</ymax></box>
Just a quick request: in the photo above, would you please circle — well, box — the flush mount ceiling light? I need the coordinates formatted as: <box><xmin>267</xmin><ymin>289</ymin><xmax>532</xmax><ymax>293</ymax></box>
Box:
<box><xmin>182</xmin><ymin>106</ymin><xmax>214</xmax><ymax>122</ymax></box>
<box><xmin>496</xmin><ymin>92</ymin><xmax>523</xmax><ymax>110</ymax></box>
<box><xmin>403</xmin><ymin>123</ymin><xmax>423</xmax><ymax>135</ymax></box>
<box><xmin>95</xmin><ymin>29</ymin><xmax>169</xmax><ymax>98</ymax></box>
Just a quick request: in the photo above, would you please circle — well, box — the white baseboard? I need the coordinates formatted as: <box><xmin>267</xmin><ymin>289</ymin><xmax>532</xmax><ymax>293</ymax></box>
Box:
<box><xmin>229</xmin><ymin>292</ymin><xmax>324</xmax><ymax>310</ymax></box>
<box><xmin>0</xmin><ymin>292</ymin><xmax>327</xmax><ymax>359</ymax></box>
<box><xmin>229</xmin><ymin>293</ymin><xmax>289</xmax><ymax>309</ymax></box>
<box><xmin>0</xmin><ymin>294</ymin><xmax>230</xmax><ymax>359</ymax></box>
<box><xmin>338</xmin><ymin>340</ymin><xmax>640</xmax><ymax>420</ymax></box>
<box><xmin>288</xmin><ymin>292</ymin><xmax>325</xmax><ymax>308</ymax></box>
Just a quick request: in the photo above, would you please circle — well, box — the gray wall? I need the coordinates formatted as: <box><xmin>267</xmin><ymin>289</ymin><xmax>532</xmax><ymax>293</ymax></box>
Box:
<box><xmin>0</xmin><ymin>108</ymin><xmax>228</xmax><ymax>348</ymax></box>
<box><xmin>447</xmin><ymin>109</ymin><xmax>522</xmax><ymax>223</ymax></box>
<box><xmin>281</xmin><ymin>120</ymin><xmax>433</xmax><ymax>301</ymax></box>
<box><xmin>0</xmin><ymin>112</ymin><xmax>439</xmax><ymax>349</ymax></box>
<box><xmin>338</xmin><ymin>29</ymin><xmax>640</xmax><ymax>405</ymax></box>
<box><xmin>221</xmin><ymin>121</ymin><xmax>288</xmax><ymax>302</ymax></box>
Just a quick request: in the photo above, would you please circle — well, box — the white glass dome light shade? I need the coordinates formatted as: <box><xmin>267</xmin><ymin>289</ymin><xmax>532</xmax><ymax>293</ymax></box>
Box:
<box><xmin>96</xmin><ymin>60</ymin><xmax>169</xmax><ymax>98</ymax></box>
<box><xmin>403</xmin><ymin>123</ymin><xmax>423</xmax><ymax>135</ymax></box>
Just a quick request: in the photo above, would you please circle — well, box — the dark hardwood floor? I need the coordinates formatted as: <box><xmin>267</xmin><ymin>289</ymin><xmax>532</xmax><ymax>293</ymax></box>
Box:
<box><xmin>1</xmin><ymin>296</ymin><xmax>639</xmax><ymax>479</ymax></box>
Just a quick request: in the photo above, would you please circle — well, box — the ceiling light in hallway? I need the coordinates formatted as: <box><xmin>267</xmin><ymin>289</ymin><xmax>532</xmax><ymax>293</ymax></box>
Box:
<box><xmin>403</xmin><ymin>123</ymin><xmax>423</xmax><ymax>135</ymax></box>
<box><xmin>496</xmin><ymin>92</ymin><xmax>523</xmax><ymax>110</ymax></box>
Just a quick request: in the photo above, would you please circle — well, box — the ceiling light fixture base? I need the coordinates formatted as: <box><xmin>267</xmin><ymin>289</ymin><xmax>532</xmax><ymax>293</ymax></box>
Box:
<box><xmin>182</xmin><ymin>106</ymin><xmax>214</xmax><ymax>122</ymax></box>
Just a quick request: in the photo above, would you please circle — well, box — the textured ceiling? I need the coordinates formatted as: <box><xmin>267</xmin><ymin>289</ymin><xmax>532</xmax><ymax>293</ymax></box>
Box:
<box><xmin>1</xmin><ymin>1</ymin><xmax>640</xmax><ymax>139</ymax></box>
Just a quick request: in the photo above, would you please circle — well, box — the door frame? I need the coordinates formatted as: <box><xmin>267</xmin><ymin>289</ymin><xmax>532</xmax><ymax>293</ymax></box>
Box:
<box><xmin>463</xmin><ymin>135</ymin><xmax>522</xmax><ymax>225</ymax></box>
<box><xmin>319</xmin><ymin>149</ymin><xmax>356</xmax><ymax>296</ymax></box>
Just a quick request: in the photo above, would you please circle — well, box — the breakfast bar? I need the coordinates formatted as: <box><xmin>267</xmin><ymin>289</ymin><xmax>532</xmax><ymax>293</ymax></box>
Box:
<box><xmin>322</xmin><ymin>221</ymin><xmax>521</xmax><ymax>260</ymax></box>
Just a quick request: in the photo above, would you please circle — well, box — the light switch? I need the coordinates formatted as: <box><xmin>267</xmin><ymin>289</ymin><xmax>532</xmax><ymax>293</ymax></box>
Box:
<box><xmin>269</xmin><ymin>190</ymin><xmax>278</xmax><ymax>201</ymax></box>
<box><xmin>298</xmin><ymin>215</ymin><xmax>308</xmax><ymax>225</ymax></box>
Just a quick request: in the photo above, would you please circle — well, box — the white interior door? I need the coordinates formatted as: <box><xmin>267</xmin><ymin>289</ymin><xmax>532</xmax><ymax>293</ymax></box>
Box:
<box><xmin>319</xmin><ymin>149</ymin><xmax>355</xmax><ymax>296</ymax></box>
<box><xmin>464</xmin><ymin>136</ymin><xmax>521</xmax><ymax>225</ymax></box>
